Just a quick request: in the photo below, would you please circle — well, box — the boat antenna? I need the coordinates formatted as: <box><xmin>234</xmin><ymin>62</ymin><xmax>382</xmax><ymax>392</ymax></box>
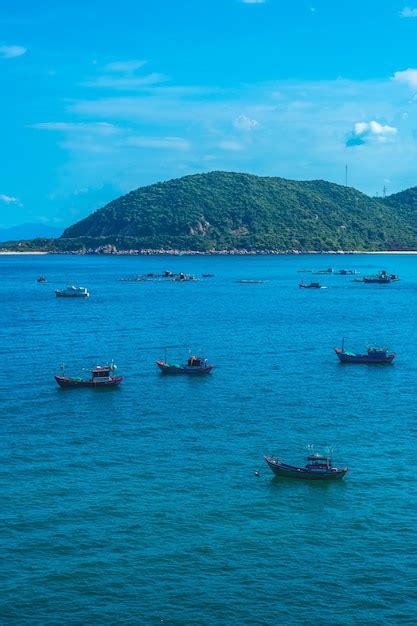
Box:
<box><xmin>342</xmin><ymin>337</ymin><xmax>345</xmax><ymax>352</ymax></box>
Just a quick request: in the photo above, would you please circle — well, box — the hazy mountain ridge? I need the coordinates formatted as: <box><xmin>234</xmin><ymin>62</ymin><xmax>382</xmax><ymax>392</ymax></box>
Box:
<box><xmin>0</xmin><ymin>223</ymin><xmax>63</xmax><ymax>242</ymax></box>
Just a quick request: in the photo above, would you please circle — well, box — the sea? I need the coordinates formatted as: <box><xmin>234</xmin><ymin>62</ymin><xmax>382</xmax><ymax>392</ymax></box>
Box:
<box><xmin>1</xmin><ymin>253</ymin><xmax>417</xmax><ymax>625</ymax></box>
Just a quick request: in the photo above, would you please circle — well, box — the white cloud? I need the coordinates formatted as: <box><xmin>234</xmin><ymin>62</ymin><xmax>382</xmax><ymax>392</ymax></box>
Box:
<box><xmin>392</xmin><ymin>68</ymin><xmax>417</xmax><ymax>89</ymax></box>
<box><xmin>0</xmin><ymin>194</ymin><xmax>18</xmax><ymax>203</ymax></box>
<box><xmin>0</xmin><ymin>45</ymin><xmax>26</xmax><ymax>59</ymax></box>
<box><xmin>401</xmin><ymin>7</ymin><xmax>417</xmax><ymax>17</ymax></box>
<box><xmin>31</xmin><ymin>122</ymin><xmax>119</xmax><ymax>136</ymax></box>
<box><xmin>125</xmin><ymin>136</ymin><xmax>191</xmax><ymax>150</ymax></box>
<box><xmin>217</xmin><ymin>140</ymin><xmax>244</xmax><ymax>151</ymax></box>
<box><xmin>234</xmin><ymin>114</ymin><xmax>259</xmax><ymax>130</ymax></box>
<box><xmin>84</xmin><ymin>73</ymin><xmax>167</xmax><ymax>89</ymax></box>
<box><xmin>84</xmin><ymin>58</ymin><xmax>166</xmax><ymax>90</ymax></box>
<box><xmin>104</xmin><ymin>59</ymin><xmax>147</xmax><ymax>73</ymax></box>
<box><xmin>346</xmin><ymin>120</ymin><xmax>397</xmax><ymax>147</ymax></box>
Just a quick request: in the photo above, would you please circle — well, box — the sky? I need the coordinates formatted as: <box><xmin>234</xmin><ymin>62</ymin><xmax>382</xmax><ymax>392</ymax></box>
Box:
<box><xmin>1</xmin><ymin>0</ymin><xmax>417</xmax><ymax>228</ymax></box>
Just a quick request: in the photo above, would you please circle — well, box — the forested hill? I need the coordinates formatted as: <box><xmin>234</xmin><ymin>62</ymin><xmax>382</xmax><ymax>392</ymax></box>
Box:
<box><xmin>381</xmin><ymin>187</ymin><xmax>417</xmax><ymax>231</ymax></box>
<box><xmin>57</xmin><ymin>171</ymin><xmax>417</xmax><ymax>250</ymax></box>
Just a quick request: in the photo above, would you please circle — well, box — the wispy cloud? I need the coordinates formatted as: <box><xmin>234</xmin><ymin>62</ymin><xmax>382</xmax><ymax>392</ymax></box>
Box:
<box><xmin>0</xmin><ymin>45</ymin><xmax>26</xmax><ymax>59</ymax></box>
<box><xmin>30</xmin><ymin>62</ymin><xmax>417</xmax><ymax>196</ymax></box>
<box><xmin>217</xmin><ymin>140</ymin><xmax>245</xmax><ymax>151</ymax></box>
<box><xmin>234</xmin><ymin>114</ymin><xmax>259</xmax><ymax>130</ymax></box>
<box><xmin>30</xmin><ymin>122</ymin><xmax>119</xmax><ymax>135</ymax></box>
<box><xmin>0</xmin><ymin>193</ymin><xmax>19</xmax><ymax>203</ymax></box>
<box><xmin>401</xmin><ymin>7</ymin><xmax>417</xmax><ymax>17</ymax></box>
<box><xmin>346</xmin><ymin>121</ymin><xmax>397</xmax><ymax>147</ymax></box>
<box><xmin>103</xmin><ymin>59</ymin><xmax>147</xmax><ymax>73</ymax></box>
<box><xmin>392</xmin><ymin>68</ymin><xmax>417</xmax><ymax>88</ymax></box>
<box><xmin>84</xmin><ymin>58</ymin><xmax>167</xmax><ymax>90</ymax></box>
<box><xmin>84</xmin><ymin>73</ymin><xmax>167</xmax><ymax>90</ymax></box>
<box><xmin>125</xmin><ymin>136</ymin><xmax>191</xmax><ymax>150</ymax></box>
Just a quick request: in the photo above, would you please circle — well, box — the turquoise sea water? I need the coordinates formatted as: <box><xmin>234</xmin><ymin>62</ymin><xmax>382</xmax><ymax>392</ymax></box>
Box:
<box><xmin>2</xmin><ymin>253</ymin><xmax>417</xmax><ymax>624</ymax></box>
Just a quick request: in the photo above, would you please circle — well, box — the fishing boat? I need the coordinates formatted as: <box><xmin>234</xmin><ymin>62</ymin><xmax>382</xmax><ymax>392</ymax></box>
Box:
<box><xmin>363</xmin><ymin>270</ymin><xmax>399</xmax><ymax>284</ymax></box>
<box><xmin>175</xmin><ymin>272</ymin><xmax>196</xmax><ymax>282</ymax></box>
<box><xmin>36</xmin><ymin>276</ymin><xmax>47</xmax><ymax>283</ymax></box>
<box><xmin>312</xmin><ymin>268</ymin><xmax>334</xmax><ymax>275</ymax></box>
<box><xmin>156</xmin><ymin>353</ymin><xmax>214</xmax><ymax>374</ymax></box>
<box><xmin>55</xmin><ymin>285</ymin><xmax>90</xmax><ymax>297</ymax></box>
<box><xmin>299</xmin><ymin>280</ymin><xmax>324</xmax><ymax>289</ymax></box>
<box><xmin>335</xmin><ymin>339</ymin><xmax>395</xmax><ymax>363</ymax></box>
<box><xmin>55</xmin><ymin>362</ymin><xmax>122</xmax><ymax>388</ymax></box>
<box><xmin>264</xmin><ymin>446</ymin><xmax>348</xmax><ymax>480</ymax></box>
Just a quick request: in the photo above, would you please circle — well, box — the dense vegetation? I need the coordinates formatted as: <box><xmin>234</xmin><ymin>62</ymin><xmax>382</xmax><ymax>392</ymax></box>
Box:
<box><xmin>60</xmin><ymin>172</ymin><xmax>417</xmax><ymax>251</ymax></box>
<box><xmin>4</xmin><ymin>172</ymin><xmax>417</xmax><ymax>251</ymax></box>
<box><xmin>381</xmin><ymin>186</ymin><xmax>417</xmax><ymax>232</ymax></box>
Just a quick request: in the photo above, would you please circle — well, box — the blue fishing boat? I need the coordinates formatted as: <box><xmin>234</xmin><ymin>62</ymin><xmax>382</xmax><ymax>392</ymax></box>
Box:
<box><xmin>363</xmin><ymin>270</ymin><xmax>399</xmax><ymax>284</ymax></box>
<box><xmin>156</xmin><ymin>352</ymin><xmax>214</xmax><ymax>374</ymax></box>
<box><xmin>264</xmin><ymin>446</ymin><xmax>348</xmax><ymax>480</ymax></box>
<box><xmin>55</xmin><ymin>362</ymin><xmax>122</xmax><ymax>388</ymax></box>
<box><xmin>299</xmin><ymin>280</ymin><xmax>324</xmax><ymax>289</ymax></box>
<box><xmin>335</xmin><ymin>339</ymin><xmax>395</xmax><ymax>364</ymax></box>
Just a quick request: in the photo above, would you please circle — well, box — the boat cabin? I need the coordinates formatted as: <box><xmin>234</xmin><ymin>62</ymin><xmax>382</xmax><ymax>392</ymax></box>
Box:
<box><xmin>367</xmin><ymin>348</ymin><xmax>388</xmax><ymax>357</ymax></box>
<box><xmin>91</xmin><ymin>365</ymin><xmax>113</xmax><ymax>381</ymax></box>
<box><xmin>306</xmin><ymin>454</ymin><xmax>332</xmax><ymax>469</ymax></box>
<box><xmin>187</xmin><ymin>356</ymin><xmax>205</xmax><ymax>367</ymax></box>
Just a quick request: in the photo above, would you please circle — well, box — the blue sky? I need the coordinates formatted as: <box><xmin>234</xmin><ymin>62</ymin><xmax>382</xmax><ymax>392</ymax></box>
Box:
<box><xmin>2</xmin><ymin>0</ymin><xmax>417</xmax><ymax>227</ymax></box>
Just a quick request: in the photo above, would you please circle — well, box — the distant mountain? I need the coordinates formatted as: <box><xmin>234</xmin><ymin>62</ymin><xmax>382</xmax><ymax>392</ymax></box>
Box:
<box><xmin>0</xmin><ymin>223</ymin><xmax>63</xmax><ymax>242</ymax></box>
<box><xmin>60</xmin><ymin>171</ymin><xmax>417</xmax><ymax>251</ymax></box>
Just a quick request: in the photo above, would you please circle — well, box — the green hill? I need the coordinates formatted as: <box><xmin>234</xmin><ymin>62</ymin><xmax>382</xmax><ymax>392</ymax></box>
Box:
<box><xmin>60</xmin><ymin>171</ymin><xmax>417</xmax><ymax>251</ymax></box>
<box><xmin>381</xmin><ymin>187</ymin><xmax>417</xmax><ymax>231</ymax></box>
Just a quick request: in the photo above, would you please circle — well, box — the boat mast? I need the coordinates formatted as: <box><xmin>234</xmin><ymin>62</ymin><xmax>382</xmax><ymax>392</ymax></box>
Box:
<box><xmin>342</xmin><ymin>337</ymin><xmax>345</xmax><ymax>352</ymax></box>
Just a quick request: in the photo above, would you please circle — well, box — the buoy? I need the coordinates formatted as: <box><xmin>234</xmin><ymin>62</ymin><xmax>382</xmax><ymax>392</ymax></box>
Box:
<box><xmin>254</xmin><ymin>471</ymin><xmax>260</xmax><ymax>476</ymax></box>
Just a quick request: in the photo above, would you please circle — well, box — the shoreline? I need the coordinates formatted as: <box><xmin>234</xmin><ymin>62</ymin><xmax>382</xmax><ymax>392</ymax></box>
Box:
<box><xmin>0</xmin><ymin>251</ymin><xmax>49</xmax><ymax>255</ymax></box>
<box><xmin>2</xmin><ymin>249</ymin><xmax>417</xmax><ymax>256</ymax></box>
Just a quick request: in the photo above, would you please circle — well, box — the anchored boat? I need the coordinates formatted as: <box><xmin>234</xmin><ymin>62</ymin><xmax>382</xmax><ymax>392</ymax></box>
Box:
<box><xmin>335</xmin><ymin>339</ymin><xmax>395</xmax><ymax>364</ymax></box>
<box><xmin>264</xmin><ymin>447</ymin><xmax>348</xmax><ymax>480</ymax></box>
<box><xmin>156</xmin><ymin>353</ymin><xmax>214</xmax><ymax>374</ymax></box>
<box><xmin>363</xmin><ymin>270</ymin><xmax>399</xmax><ymax>284</ymax></box>
<box><xmin>55</xmin><ymin>285</ymin><xmax>89</xmax><ymax>297</ymax></box>
<box><xmin>55</xmin><ymin>363</ymin><xmax>122</xmax><ymax>388</ymax></box>
<box><xmin>299</xmin><ymin>280</ymin><xmax>324</xmax><ymax>289</ymax></box>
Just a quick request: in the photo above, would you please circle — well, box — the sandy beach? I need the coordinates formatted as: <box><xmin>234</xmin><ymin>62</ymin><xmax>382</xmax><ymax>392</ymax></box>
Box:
<box><xmin>0</xmin><ymin>251</ymin><xmax>49</xmax><ymax>255</ymax></box>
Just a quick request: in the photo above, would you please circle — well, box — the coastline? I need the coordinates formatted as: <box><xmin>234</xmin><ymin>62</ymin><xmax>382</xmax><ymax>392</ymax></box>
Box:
<box><xmin>0</xmin><ymin>251</ymin><xmax>49</xmax><ymax>255</ymax></box>
<box><xmin>1</xmin><ymin>249</ymin><xmax>417</xmax><ymax>256</ymax></box>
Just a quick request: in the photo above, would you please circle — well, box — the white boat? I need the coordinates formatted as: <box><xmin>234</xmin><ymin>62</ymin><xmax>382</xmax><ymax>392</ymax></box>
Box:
<box><xmin>55</xmin><ymin>285</ymin><xmax>89</xmax><ymax>298</ymax></box>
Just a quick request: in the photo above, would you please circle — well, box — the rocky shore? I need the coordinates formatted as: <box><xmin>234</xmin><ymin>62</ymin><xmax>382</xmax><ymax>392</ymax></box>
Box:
<box><xmin>48</xmin><ymin>244</ymin><xmax>357</xmax><ymax>256</ymax></box>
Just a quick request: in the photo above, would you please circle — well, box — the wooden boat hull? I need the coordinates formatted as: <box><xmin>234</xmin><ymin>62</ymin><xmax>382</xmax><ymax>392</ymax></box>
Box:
<box><xmin>156</xmin><ymin>360</ymin><xmax>214</xmax><ymax>375</ymax></box>
<box><xmin>55</xmin><ymin>292</ymin><xmax>89</xmax><ymax>297</ymax></box>
<box><xmin>299</xmin><ymin>284</ymin><xmax>323</xmax><ymax>289</ymax></box>
<box><xmin>335</xmin><ymin>349</ymin><xmax>395</xmax><ymax>364</ymax></box>
<box><xmin>264</xmin><ymin>456</ymin><xmax>348</xmax><ymax>480</ymax></box>
<box><xmin>55</xmin><ymin>375</ymin><xmax>123</xmax><ymax>388</ymax></box>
